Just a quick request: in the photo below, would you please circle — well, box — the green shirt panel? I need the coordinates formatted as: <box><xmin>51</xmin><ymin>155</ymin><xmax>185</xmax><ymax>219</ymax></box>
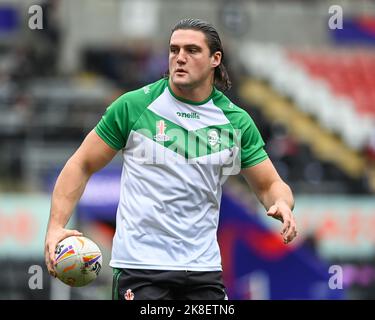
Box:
<box><xmin>212</xmin><ymin>90</ymin><xmax>268</xmax><ymax>168</ymax></box>
<box><xmin>132</xmin><ymin>108</ymin><xmax>236</xmax><ymax>159</ymax></box>
<box><xmin>94</xmin><ymin>79</ymin><xmax>167</xmax><ymax>150</ymax></box>
<box><xmin>95</xmin><ymin>78</ymin><xmax>268</xmax><ymax>168</ymax></box>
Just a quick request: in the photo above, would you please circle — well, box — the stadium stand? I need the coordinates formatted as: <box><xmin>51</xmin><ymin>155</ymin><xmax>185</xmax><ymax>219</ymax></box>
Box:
<box><xmin>239</xmin><ymin>43</ymin><xmax>375</xmax><ymax>194</ymax></box>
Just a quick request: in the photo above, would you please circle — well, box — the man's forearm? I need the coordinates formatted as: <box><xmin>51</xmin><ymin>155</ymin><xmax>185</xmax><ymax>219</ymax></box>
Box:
<box><xmin>259</xmin><ymin>180</ymin><xmax>294</xmax><ymax>212</ymax></box>
<box><xmin>47</xmin><ymin>158</ymin><xmax>91</xmax><ymax>230</ymax></box>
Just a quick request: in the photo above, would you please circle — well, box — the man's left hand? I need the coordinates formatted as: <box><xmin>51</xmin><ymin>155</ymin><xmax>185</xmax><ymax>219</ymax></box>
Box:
<box><xmin>267</xmin><ymin>201</ymin><xmax>297</xmax><ymax>244</ymax></box>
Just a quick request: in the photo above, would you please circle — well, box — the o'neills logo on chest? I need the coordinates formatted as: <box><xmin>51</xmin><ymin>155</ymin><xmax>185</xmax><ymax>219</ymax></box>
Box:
<box><xmin>154</xmin><ymin>120</ymin><xmax>170</xmax><ymax>142</ymax></box>
<box><xmin>176</xmin><ymin>111</ymin><xmax>200</xmax><ymax>119</ymax></box>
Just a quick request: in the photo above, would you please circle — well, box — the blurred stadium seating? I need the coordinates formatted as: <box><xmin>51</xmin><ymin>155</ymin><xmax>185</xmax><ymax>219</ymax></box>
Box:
<box><xmin>1</xmin><ymin>0</ymin><xmax>375</xmax><ymax>300</ymax></box>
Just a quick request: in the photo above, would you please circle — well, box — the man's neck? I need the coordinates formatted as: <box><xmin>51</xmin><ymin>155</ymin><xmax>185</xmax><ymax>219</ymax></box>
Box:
<box><xmin>168</xmin><ymin>79</ymin><xmax>214</xmax><ymax>103</ymax></box>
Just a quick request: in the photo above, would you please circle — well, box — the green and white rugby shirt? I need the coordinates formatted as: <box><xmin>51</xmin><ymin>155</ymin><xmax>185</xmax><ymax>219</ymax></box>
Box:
<box><xmin>95</xmin><ymin>78</ymin><xmax>268</xmax><ymax>271</ymax></box>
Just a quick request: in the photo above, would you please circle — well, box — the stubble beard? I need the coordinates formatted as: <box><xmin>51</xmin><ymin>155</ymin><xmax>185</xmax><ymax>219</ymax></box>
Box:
<box><xmin>172</xmin><ymin>70</ymin><xmax>211</xmax><ymax>91</ymax></box>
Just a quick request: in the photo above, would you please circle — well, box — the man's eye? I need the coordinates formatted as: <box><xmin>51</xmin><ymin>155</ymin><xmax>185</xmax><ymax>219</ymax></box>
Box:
<box><xmin>170</xmin><ymin>48</ymin><xmax>178</xmax><ymax>53</ymax></box>
<box><xmin>189</xmin><ymin>49</ymin><xmax>197</xmax><ymax>53</ymax></box>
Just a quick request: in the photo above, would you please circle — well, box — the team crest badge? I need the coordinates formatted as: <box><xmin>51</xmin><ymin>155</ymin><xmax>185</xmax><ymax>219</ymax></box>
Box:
<box><xmin>207</xmin><ymin>129</ymin><xmax>221</xmax><ymax>147</ymax></box>
<box><xmin>154</xmin><ymin>120</ymin><xmax>170</xmax><ymax>142</ymax></box>
<box><xmin>124</xmin><ymin>289</ymin><xmax>134</xmax><ymax>300</ymax></box>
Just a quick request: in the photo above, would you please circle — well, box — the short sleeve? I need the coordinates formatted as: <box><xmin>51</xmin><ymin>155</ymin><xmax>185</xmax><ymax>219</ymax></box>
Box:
<box><xmin>239</xmin><ymin>111</ymin><xmax>268</xmax><ymax>169</ymax></box>
<box><xmin>95</xmin><ymin>96</ymin><xmax>128</xmax><ymax>150</ymax></box>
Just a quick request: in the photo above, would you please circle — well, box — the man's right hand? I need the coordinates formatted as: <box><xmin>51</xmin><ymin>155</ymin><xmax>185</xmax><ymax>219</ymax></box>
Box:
<box><xmin>44</xmin><ymin>228</ymin><xmax>83</xmax><ymax>277</ymax></box>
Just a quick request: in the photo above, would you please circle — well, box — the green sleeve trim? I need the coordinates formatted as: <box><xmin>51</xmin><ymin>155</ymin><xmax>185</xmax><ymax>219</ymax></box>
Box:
<box><xmin>241</xmin><ymin>152</ymin><xmax>269</xmax><ymax>169</ymax></box>
<box><xmin>94</xmin><ymin>126</ymin><xmax>122</xmax><ymax>150</ymax></box>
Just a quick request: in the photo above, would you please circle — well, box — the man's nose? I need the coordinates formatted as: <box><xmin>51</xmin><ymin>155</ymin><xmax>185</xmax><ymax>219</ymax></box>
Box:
<box><xmin>177</xmin><ymin>50</ymin><xmax>187</xmax><ymax>64</ymax></box>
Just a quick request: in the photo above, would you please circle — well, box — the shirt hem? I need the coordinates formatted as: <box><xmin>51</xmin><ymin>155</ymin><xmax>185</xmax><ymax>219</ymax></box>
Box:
<box><xmin>109</xmin><ymin>260</ymin><xmax>222</xmax><ymax>272</ymax></box>
<box><xmin>94</xmin><ymin>126</ymin><xmax>122</xmax><ymax>151</ymax></box>
<box><xmin>241</xmin><ymin>153</ymin><xmax>269</xmax><ymax>169</ymax></box>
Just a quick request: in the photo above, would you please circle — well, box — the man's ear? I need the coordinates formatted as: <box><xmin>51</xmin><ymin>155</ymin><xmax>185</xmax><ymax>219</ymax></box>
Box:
<box><xmin>211</xmin><ymin>51</ymin><xmax>222</xmax><ymax>68</ymax></box>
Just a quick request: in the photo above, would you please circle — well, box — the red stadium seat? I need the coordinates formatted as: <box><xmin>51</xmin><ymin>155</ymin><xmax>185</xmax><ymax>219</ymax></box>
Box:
<box><xmin>288</xmin><ymin>49</ymin><xmax>375</xmax><ymax>119</ymax></box>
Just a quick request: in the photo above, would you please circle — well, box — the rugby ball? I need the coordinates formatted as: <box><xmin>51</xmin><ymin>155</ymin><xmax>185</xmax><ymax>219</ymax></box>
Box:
<box><xmin>54</xmin><ymin>236</ymin><xmax>102</xmax><ymax>287</ymax></box>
